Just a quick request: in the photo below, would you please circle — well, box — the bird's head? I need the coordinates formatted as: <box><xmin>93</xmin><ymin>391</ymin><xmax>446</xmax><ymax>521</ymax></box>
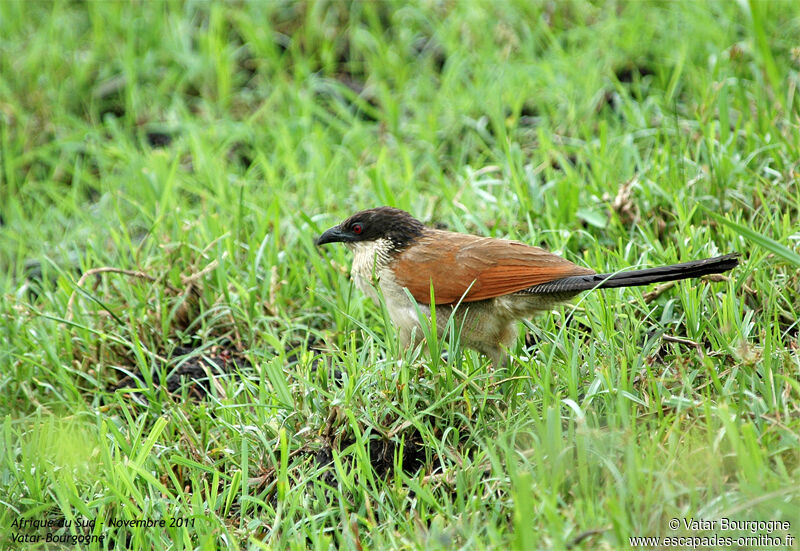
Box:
<box><xmin>315</xmin><ymin>207</ymin><xmax>425</xmax><ymax>250</ymax></box>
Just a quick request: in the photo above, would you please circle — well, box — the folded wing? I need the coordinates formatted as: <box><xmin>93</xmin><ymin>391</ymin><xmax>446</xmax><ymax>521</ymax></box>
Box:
<box><xmin>391</xmin><ymin>230</ymin><xmax>595</xmax><ymax>304</ymax></box>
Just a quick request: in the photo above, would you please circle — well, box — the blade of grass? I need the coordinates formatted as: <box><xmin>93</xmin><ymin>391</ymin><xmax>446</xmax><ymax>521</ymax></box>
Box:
<box><xmin>700</xmin><ymin>207</ymin><xmax>800</xmax><ymax>267</ymax></box>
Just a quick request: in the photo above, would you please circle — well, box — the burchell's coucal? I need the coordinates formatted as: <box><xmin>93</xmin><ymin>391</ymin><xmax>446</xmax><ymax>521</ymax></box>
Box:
<box><xmin>316</xmin><ymin>207</ymin><xmax>739</xmax><ymax>366</ymax></box>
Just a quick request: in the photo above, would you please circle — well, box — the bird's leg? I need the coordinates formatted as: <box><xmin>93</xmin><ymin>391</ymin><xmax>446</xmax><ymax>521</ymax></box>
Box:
<box><xmin>397</xmin><ymin>325</ymin><xmax>426</xmax><ymax>358</ymax></box>
<box><xmin>487</xmin><ymin>348</ymin><xmax>508</xmax><ymax>371</ymax></box>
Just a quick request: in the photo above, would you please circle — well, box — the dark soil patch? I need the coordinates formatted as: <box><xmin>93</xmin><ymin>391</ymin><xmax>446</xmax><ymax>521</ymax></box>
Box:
<box><xmin>112</xmin><ymin>343</ymin><xmax>250</xmax><ymax>399</ymax></box>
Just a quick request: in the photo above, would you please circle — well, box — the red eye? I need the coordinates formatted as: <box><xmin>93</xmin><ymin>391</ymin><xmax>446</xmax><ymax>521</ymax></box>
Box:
<box><xmin>352</xmin><ymin>224</ymin><xmax>363</xmax><ymax>234</ymax></box>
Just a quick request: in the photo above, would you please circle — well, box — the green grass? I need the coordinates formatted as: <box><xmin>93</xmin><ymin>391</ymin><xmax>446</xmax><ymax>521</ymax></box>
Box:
<box><xmin>1</xmin><ymin>1</ymin><xmax>799</xmax><ymax>549</ymax></box>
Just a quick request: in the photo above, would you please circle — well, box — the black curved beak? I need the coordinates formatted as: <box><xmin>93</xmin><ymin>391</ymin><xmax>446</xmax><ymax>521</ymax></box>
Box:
<box><xmin>316</xmin><ymin>226</ymin><xmax>348</xmax><ymax>246</ymax></box>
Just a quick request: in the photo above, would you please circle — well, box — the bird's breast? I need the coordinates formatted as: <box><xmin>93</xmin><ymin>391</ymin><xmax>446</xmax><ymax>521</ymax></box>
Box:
<box><xmin>346</xmin><ymin>239</ymin><xmax>430</xmax><ymax>330</ymax></box>
<box><xmin>347</xmin><ymin>238</ymin><xmax>393</xmax><ymax>301</ymax></box>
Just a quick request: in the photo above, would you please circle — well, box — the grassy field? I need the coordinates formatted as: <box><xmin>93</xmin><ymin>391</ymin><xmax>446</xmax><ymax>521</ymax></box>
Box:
<box><xmin>2</xmin><ymin>1</ymin><xmax>799</xmax><ymax>549</ymax></box>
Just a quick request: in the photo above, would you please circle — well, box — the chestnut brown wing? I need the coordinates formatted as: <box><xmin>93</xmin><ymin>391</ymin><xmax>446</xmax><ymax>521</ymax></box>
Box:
<box><xmin>391</xmin><ymin>230</ymin><xmax>595</xmax><ymax>305</ymax></box>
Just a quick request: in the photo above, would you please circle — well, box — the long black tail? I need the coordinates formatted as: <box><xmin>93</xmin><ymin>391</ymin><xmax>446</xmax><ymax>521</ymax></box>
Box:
<box><xmin>525</xmin><ymin>253</ymin><xmax>740</xmax><ymax>295</ymax></box>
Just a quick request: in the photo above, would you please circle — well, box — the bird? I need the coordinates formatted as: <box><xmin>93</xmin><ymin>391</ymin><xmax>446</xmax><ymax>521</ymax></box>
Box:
<box><xmin>316</xmin><ymin>206</ymin><xmax>739</xmax><ymax>366</ymax></box>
